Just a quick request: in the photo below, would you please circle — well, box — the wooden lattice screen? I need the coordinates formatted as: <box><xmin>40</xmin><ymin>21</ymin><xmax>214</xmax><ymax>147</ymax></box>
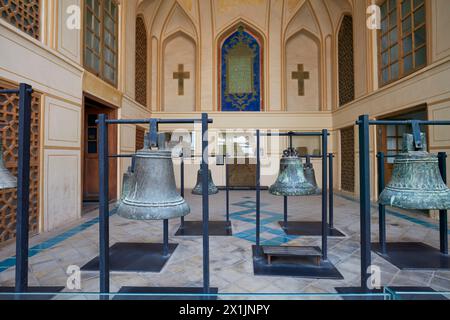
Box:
<box><xmin>340</xmin><ymin>126</ymin><xmax>355</xmax><ymax>193</ymax></box>
<box><xmin>135</xmin><ymin>16</ymin><xmax>147</xmax><ymax>107</ymax></box>
<box><xmin>136</xmin><ymin>126</ymin><xmax>145</xmax><ymax>151</ymax></box>
<box><xmin>0</xmin><ymin>0</ymin><xmax>40</xmax><ymax>40</ymax></box>
<box><xmin>338</xmin><ymin>15</ymin><xmax>354</xmax><ymax>107</ymax></box>
<box><xmin>0</xmin><ymin>82</ymin><xmax>40</xmax><ymax>243</ymax></box>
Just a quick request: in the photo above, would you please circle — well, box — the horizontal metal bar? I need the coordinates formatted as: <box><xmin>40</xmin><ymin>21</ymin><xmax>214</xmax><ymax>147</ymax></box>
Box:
<box><xmin>300</xmin><ymin>154</ymin><xmax>334</xmax><ymax>159</ymax></box>
<box><xmin>257</xmin><ymin>132</ymin><xmax>330</xmax><ymax>137</ymax></box>
<box><xmin>376</xmin><ymin>154</ymin><xmax>397</xmax><ymax>158</ymax></box>
<box><xmin>100</xmin><ymin>118</ymin><xmax>213</xmax><ymax>125</ymax></box>
<box><xmin>0</xmin><ymin>88</ymin><xmax>32</xmax><ymax>94</ymax></box>
<box><xmin>356</xmin><ymin>119</ymin><xmax>450</xmax><ymax>126</ymax></box>
<box><xmin>0</xmin><ymin>89</ymin><xmax>20</xmax><ymax>94</ymax></box>
<box><xmin>109</xmin><ymin>154</ymin><xmax>135</xmax><ymax>158</ymax></box>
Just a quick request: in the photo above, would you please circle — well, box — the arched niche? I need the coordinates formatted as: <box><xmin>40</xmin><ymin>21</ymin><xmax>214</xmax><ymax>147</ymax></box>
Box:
<box><xmin>162</xmin><ymin>31</ymin><xmax>197</xmax><ymax>112</ymax></box>
<box><xmin>337</xmin><ymin>14</ymin><xmax>354</xmax><ymax>107</ymax></box>
<box><xmin>217</xmin><ymin>23</ymin><xmax>264</xmax><ymax>112</ymax></box>
<box><xmin>285</xmin><ymin>29</ymin><xmax>321</xmax><ymax>111</ymax></box>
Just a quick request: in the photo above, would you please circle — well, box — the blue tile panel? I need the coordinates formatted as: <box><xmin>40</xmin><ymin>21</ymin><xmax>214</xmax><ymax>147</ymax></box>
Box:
<box><xmin>220</xmin><ymin>27</ymin><xmax>262</xmax><ymax>112</ymax></box>
<box><xmin>231</xmin><ymin>200</ymin><xmax>300</xmax><ymax>246</ymax></box>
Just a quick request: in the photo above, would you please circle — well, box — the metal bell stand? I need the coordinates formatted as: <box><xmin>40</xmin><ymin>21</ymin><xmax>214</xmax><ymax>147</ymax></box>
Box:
<box><xmin>95</xmin><ymin>113</ymin><xmax>217</xmax><ymax>300</ymax></box>
<box><xmin>252</xmin><ymin>130</ymin><xmax>343</xmax><ymax>279</ymax></box>
<box><xmin>0</xmin><ymin>84</ymin><xmax>64</xmax><ymax>299</ymax></box>
<box><xmin>81</xmin><ymin>150</ymin><xmax>179</xmax><ymax>273</ymax></box>
<box><xmin>336</xmin><ymin>115</ymin><xmax>450</xmax><ymax>298</ymax></box>
<box><xmin>372</xmin><ymin>151</ymin><xmax>450</xmax><ymax>270</ymax></box>
<box><xmin>175</xmin><ymin>154</ymin><xmax>232</xmax><ymax>236</ymax></box>
<box><xmin>276</xmin><ymin>132</ymin><xmax>345</xmax><ymax>237</ymax></box>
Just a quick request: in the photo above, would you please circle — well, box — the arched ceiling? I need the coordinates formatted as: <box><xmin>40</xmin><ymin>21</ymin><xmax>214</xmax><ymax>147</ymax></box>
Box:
<box><xmin>136</xmin><ymin>0</ymin><xmax>353</xmax><ymax>40</ymax></box>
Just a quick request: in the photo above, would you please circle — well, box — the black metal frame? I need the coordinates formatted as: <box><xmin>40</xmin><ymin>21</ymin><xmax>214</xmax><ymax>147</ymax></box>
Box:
<box><xmin>371</xmin><ymin>151</ymin><xmax>450</xmax><ymax>270</ymax></box>
<box><xmin>175</xmin><ymin>153</ymin><xmax>232</xmax><ymax>236</ymax></box>
<box><xmin>256</xmin><ymin>131</ymin><xmax>329</xmax><ymax>258</ymax></box>
<box><xmin>278</xmin><ymin>151</ymin><xmax>345</xmax><ymax>237</ymax></box>
<box><xmin>252</xmin><ymin>130</ymin><xmax>343</xmax><ymax>279</ymax></box>
<box><xmin>356</xmin><ymin>115</ymin><xmax>450</xmax><ymax>290</ymax></box>
<box><xmin>81</xmin><ymin>152</ymin><xmax>178</xmax><ymax>273</ymax></box>
<box><xmin>95</xmin><ymin>113</ymin><xmax>217</xmax><ymax>299</ymax></box>
<box><xmin>0</xmin><ymin>84</ymin><xmax>64</xmax><ymax>299</ymax></box>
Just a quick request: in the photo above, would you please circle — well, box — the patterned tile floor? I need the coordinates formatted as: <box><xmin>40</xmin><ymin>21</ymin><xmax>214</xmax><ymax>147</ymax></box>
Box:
<box><xmin>1</xmin><ymin>190</ymin><xmax>450</xmax><ymax>299</ymax></box>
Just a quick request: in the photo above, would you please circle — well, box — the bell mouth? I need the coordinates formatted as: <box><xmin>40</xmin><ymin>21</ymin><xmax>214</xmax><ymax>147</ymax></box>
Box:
<box><xmin>192</xmin><ymin>187</ymin><xmax>219</xmax><ymax>195</ymax></box>
<box><xmin>117</xmin><ymin>198</ymin><xmax>190</xmax><ymax>220</ymax></box>
<box><xmin>268</xmin><ymin>183</ymin><xmax>317</xmax><ymax>196</ymax></box>
<box><xmin>0</xmin><ymin>182</ymin><xmax>17</xmax><ymax>190</ymax></box>
<box><xmin>379</xmin><ymin>189</ymin><xmax>450</xmax><ymax>210</ymax></box>
<box><xmin>191</xmin><ymin>169</ymin><xmax>219</xmax><ymax>195</ymax></box>
<box><xmin>0</xmin><ymin>170</ymin><xmax>17</xmax><ymax>190</ymax></box>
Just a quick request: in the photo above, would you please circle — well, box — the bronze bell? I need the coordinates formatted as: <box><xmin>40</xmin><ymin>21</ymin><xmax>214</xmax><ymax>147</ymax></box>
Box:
<box><xmin>0</xmin><ymin>125</ymin><xmax>16</xmax><ymax>190</ymax></box>
<box><xmin>303</xmin><ymin>155</ymin><xmax>321</xmax><ymax>195</ymax></box>
<box><xmin>379</xmin><ymin>133</ymin><xmax>450</xmax><ymax>210</ymax></box>
<box><xmin>269</xmin><ymin>148</ymin><xmax>316</xmax><ymax>196</ymax></box>
<box><xmin>117</xmin><ymin>135</ymin><xmax>190</xmax><ymax>220</ymax></box>
<box><xmin>120</xmin><ymin>166</ymin><xmax>133</xmax><ymax>201</ymax></box>
<box><xmin>192</xmin><ymin>169</ymin><xmax>219</xmax><ymax>195</ymax></box>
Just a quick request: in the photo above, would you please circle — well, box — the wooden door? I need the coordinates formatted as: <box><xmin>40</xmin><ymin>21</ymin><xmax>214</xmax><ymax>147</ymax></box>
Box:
<box><xmin>83</xmin><ymin>101</ymin><xmax>117</xmax><ymax>202</ymax></box>
<box><xmin>378</xmin><ymin>125</ymin><xmax>406</xmax><ymax>184</ymax></box>
<box><xmin>228</xmin><ymin>158</ymin><xmax>257</xmax><ymax>189</ymax></box>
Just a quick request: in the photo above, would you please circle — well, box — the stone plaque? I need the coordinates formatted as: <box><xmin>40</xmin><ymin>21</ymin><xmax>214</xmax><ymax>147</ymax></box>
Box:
<box><xmin>227</xmin><ymin>53</ymin><xmax>253</xmax><ymax>94</ymax></box>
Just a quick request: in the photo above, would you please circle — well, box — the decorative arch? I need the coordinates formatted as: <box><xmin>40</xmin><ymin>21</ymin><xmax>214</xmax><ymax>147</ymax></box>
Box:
<box><xmin>284</xmin><ymin>28</ymin><xmax>322</xmax><ymax>111</ymax></box>
<box><xmin>135</xmin><ymin>15</ymin><xmax>148</xmax><ymax>107</ymax></box>
<box><xmin>161</xmin><ymin>30</ymin><xmax>197</xmax><ymax>112</ymax></box>
<box><xmin>218</xmin><ymin>23</ymin><xmax>264</xmax><ymax>112</ymax></box>
<box><xmin>337</xmin><ymin>14</ymin><xmax>354</xmax><ymax>106</ymax></box>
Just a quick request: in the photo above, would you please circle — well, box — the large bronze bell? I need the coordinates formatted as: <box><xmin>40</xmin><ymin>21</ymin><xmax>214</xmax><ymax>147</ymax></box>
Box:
<box><xmin>117</xmin><ymin>136</ymin><xmax>190</xmax><ymax>220</ymax></box>
<box><xmin>269</xmin><ymin>148</ymin><xmax>316</xmax><ymax>196</ymax></box>
<box><xmin>0</xmin><ymin>125</ymin><xmax>16</xmax><ymax>190</ymax></box>
<box><xmin>303</xmin><ymin>155</ymin><xmax>321</xmax><ymax>195</ymax></box>
<box><xmin>120</xmin><ymin>166</ymin><xmax>133</xmax><ymax>201</ymax></box>
<box><xmin>192</xmin><ymin>169</ymin><xmax>219</xmax><ymax>195</ymax></box>
<box><xmin>379</xmin><ymin>133</ymin><xmax>450</xmax><ymax>210</ymax></box>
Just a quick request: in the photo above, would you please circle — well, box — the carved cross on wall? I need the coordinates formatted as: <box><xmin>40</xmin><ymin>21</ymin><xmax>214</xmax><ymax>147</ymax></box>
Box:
<box><xmin>173</xmin><ymin>64</ymin><xmax>190</xmax><ymax>96</ymax></box>
<box><xmin>292</xmin><ymin>64</ymin><xmax>310</xmax><ymax>96</ymax></box>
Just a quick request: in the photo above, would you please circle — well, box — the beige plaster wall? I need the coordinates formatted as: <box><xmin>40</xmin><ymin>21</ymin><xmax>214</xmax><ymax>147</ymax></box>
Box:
<box><xmin>163</xmin><ymin>34</ymin><xmax>197</xmax><ymax>112</ymax></box>
<box><xmin>285</xmin><ymin>31</ymin><xmax>321</xmax><ymax>111</ymax></box>
<box><xmin>143</xmin><ymin>0</ymin><xmax>343</xmax><ymax>112</ymax></box>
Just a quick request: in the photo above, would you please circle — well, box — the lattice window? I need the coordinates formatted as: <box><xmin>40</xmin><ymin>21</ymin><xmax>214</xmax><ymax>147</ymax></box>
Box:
<box><xmin>84</xmin><ymin>0</ymin><xmax>119</xmax><ymax>86</ymax></box>
<box><xmin>338</xmin><ymin>15</ymin><xmax>355</xmax><ymax>107</ymax></box>
<box><xmin>135</xmin><ymin>126</ymin><xmax>145</xmax><ymax>151</ymax></box>
<box><xmin>0</xmin><ymin>0</ymin><xmax>40</xmax><ymax>40</ymax></box>
<box><xmin>0</xmin><ymin>82</ymin><xmax>41</xmax><ymax>243</ymax></box>
<box><xmin>135</xmin><ymin>16</ymin><xmax>147</xmax><ymax>107</ymax></box>
<box><xmin>379</xmin><ymin>0</ymin><xmax>427</xmax><ymax>86</ymax></box>
<box><xmin>340</xmin><ymin>127</ymin><xmax>355</xmax><ymax>193</ymax></box>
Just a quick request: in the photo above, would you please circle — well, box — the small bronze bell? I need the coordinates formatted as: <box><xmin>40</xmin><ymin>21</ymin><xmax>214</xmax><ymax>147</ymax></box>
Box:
<box><xmin>117</xmin><ymin>134</ymin><xmax>190</xmax><ymax>220</ymax></box>
<box><xmin>269</xmin><ymin>148</ymin><xmax>316</xmax><ymax>196</ymax></box>
<box><xmin>303</xmin><ymin>155</ymin><xmax>321</xmax><ymax>195</ymax></box>
<box><xmin>379</xmin><ymin>133</ymin><xmax>450</xmax><ymax>210</ymax></box>
<box><xmin>0</xmin><ymin>124</ymin><xmax>16</xmax><ymax>190</ymax></box>
<box><xmin>192</xmin><ymin>169</ymin><xmax>219</xmax><ymax>195</ymax></box>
